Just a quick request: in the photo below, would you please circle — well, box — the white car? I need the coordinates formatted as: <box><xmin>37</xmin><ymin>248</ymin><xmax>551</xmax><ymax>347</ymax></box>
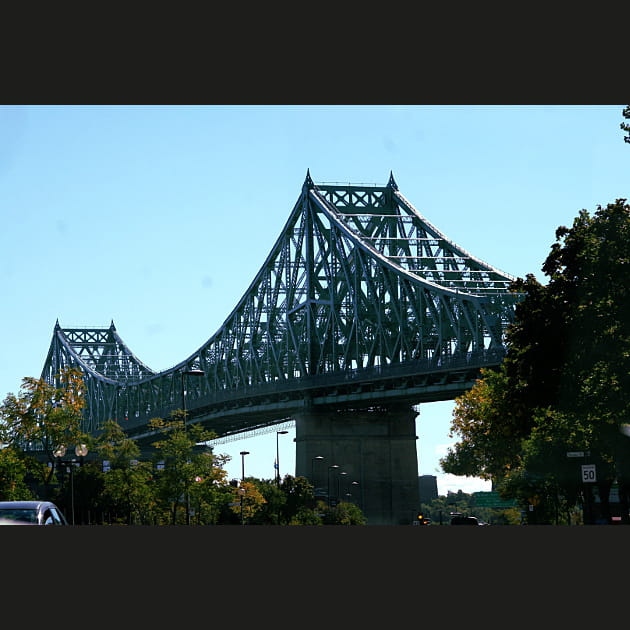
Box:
<box><xmin>0</xmin><ymin>500</ymin><xmax>68</xmax><ymax>525</ymax></box>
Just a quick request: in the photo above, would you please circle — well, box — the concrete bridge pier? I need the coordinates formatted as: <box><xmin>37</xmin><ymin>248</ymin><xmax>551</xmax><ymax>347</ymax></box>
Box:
<box><xmin>294</xmin><ymin>403</ymin><xmax>420</xmax><ymax>525</ymax></box>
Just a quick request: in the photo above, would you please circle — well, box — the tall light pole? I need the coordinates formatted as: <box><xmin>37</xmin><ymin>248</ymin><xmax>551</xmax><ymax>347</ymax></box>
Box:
<box><xmin>311</xmin><ymin>455</ymin><xmax>324</xmax><ymax>494</ymax></box>
<box><xmin>180</xmin><ymin>368</ymin><xmax>204</xmax><ymax>525</ymax></box>
<box><xmin>240</xmin><ymin>451</ymin><xmax>249</xmax><ymax>526</ymax></box>
<box><xmin>338</xmin><ymin>471</ymin><xmax>347</xmax><ymax>503</ymax></box>
<box><xmin>240</xmin><ymin>450</ymin><xmax>250</xmax><ymax>482</ymax></box>
<box><xmin>275</xmin><ymin>430</ymin><xmax>288</xmax><ymax>485</ymax></box>
<box><xmin>327</xmin><ymin>465</ymin><xmax>339</xmax><ymax>507</ymax></box>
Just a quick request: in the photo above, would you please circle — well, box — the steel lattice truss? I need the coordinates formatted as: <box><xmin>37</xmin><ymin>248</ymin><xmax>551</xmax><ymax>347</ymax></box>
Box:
<box><xmin>41</xmin><ymin>172</ymin><xmax>522</xmax><ymax>437</ymax></box>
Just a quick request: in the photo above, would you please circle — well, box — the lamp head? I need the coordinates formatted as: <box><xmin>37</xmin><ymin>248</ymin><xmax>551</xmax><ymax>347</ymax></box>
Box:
<box><xmin>53</xmin><ymin>445</ymin><xmax>66</xmax><ymax>458</ymax></box>
<box><xmin>75</xmin><ymin>444</ymin><xmax>88</xmax><ymax>457</ymax></box>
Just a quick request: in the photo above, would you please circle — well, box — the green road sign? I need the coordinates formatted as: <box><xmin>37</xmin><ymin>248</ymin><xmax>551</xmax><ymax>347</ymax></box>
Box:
<box><xmin>473</xmin><ymin>491</ymin><xmax>517</xmax><ymax>508</ymax></box>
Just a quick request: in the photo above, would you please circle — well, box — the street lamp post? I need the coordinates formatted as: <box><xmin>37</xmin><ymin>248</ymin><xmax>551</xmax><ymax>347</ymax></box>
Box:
<box><xmin>240</xmin><ymin>451</ymin><xmax>249</xmax><ymax>525</ymax></box>
<box><xmin>338</xmin><ymin>471</ymin><xmax>347</xmax><ymax>503</ymax></box>
<box><xmin>327</xmin><ymin>465</ymin><xmax>339</xmax><ymax>507</ymax></box>
<box><xmin>275</xmin><ymin>430</ymin><xmax>288</xmax><ymax>485</ymax></box>
<box><xmin>311</xmin><ymin>455</ymin><xmax>324</xmax><ymax>495</ymax></box>
<box><xmin>240</xmin><ymin>451</ymin><xmax>250</xmax><ymax>482</ymax></box>
<box><xmin>180</xmin><ymin>368</ymin><xmax>204</xmax><ymax>525</ymax></box>
<box><xmin>53</xmin><ymin>443</ymin><xmax>89</xmax><ymax>525</ymax></box>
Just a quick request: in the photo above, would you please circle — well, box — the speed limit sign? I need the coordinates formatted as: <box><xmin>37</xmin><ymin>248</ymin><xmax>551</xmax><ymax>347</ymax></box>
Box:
<box><xmin>581</xmin><ymin>464</ymin><xmax>597</xmax><ymax>483</ymax></box>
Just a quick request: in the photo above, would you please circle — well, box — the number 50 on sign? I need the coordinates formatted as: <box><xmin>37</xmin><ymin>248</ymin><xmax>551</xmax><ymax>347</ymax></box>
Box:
<box><xmin>581</xmin><ymin>464</ymin><xmax>597</xmax><ymax>483</ymax></box>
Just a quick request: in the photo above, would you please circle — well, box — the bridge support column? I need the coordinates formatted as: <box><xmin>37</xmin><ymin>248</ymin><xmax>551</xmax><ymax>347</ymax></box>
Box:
<box><xmin>294</xmin><ymin>403</ymin><xmax>420</xmax><ymax>526</ymax></box>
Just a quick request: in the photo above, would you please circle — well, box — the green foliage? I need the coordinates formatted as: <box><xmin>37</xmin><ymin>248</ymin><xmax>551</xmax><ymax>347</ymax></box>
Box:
<box><xmin>278</xmin><ymin>474</ymin><xmax>318</xmax><ymax>523</ymax></box>
<box><xmin>95</xmin><ymin>418</ymin><xmax>142</xmax><ymax>466</ymax></box>
<box><xmin>54</xmin><ymin>461</ymin><xmax>107</xmax><ymax>525</ymax></box>
<box><xmin>235</xmin><ymin>475</ymin><xmax>367</xmax><ymax>525</ymax></box>
<box><xmin>443</xmin><ymin>195</ymin><xmax>630</xmax><ymax>524</ymax></box>
<box><xmin>0</xmin><ymin>446</ymin><xmax>34</xmax><ymax>500</ymax></box>
<box><xmin>86</xmin><ymin>417</ymin><xmax>152</xmax><ymax>524</ymax></box>
<box><xmin>621</xmin><ymin>105</ymin><xmax>630</xmax><ymax>144</ymax></box>
<box><xmin>441</xmin><ymin>366</ymin><xmax>522</xmax><ymax>481</ymax></box>
<box><xmin>0</xmin><ymin>367</ymin><xmax>90</xmax><ymax>492</ymax></box>
<box><xmin>322</xmin><ymin>500</ymin><xmax>366</xmax><ymax>525</ymax></box>
<box><xmin>419</xmin><ymin>491</ymin><xmax>521</xmax><ymax>525</ymax></box>
<box><xmin>228</xmin><ymin>479</ymin><xmax>267</xmax><ymax>524</ymax></box>
<box><xmin>245</xmin><ymin>475</ymin><xmax>316</xmax><ymax>525</ymax></box>
<box><xmin>2</xmin><ymin>398</ymin><xmax>367</xmax><ymax>524</ymax></box>
<box><xmin>247</xmin><ymin>477</ymin><xmax>288</xmax><ymax>524</ymax></box>
<box><xmin>147</xmin><ymin>411</ymin><xmax>228</xmax><ymax>525</ymax></box>
<box><xmin>1</xmin><ymin>370</ymin><xmax>368</xmax><ymax>524</ymax></box>
<box><xmin>0</xmin><ymin>368</ymin><xmax>88</xmax><ymax>452</ymax></box>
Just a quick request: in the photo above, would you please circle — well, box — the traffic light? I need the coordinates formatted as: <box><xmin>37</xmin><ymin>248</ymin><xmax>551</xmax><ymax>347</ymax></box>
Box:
<box><xmin>417</xmin><ymin>512</ymin><xmax>431</xmax><ymax>525</ymax></box>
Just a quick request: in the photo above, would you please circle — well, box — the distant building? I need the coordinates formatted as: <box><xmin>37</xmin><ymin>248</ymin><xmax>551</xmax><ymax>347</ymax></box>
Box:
<box><xmin>419</xmin><ymin>475</ymin><xmax>438</xmax><ymax>503</ymax></box>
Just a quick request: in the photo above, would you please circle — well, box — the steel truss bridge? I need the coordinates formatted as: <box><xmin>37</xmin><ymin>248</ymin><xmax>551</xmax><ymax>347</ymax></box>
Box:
<box><xmin>41</xmin><ymin>172</ymin><xmax>522</xmax><ymax>447</ymax></box>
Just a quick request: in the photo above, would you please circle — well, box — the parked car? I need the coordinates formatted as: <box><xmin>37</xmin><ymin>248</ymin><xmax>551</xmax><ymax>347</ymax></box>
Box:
<box><xmin>0</xmin><ymin>501</ymin><xmax>68</xmax><ymax>525</ymax></box>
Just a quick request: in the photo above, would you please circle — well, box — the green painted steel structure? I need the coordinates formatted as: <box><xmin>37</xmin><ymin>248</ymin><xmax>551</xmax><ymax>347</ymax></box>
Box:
<box><xmin>41</xmin><ymin>172</ymin><xmax>522</xmax><ymax>444</ymax></box>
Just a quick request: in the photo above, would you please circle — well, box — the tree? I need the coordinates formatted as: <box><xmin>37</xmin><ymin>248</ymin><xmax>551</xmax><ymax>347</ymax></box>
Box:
<box><xmin>621</xmin><ymin>105</ymin><xmax>630</xmax><ymax>144</ymax></box>
<box><xmin>245</xmin><ymin>477</ymin><xmax>287</xmax><ymax>524</ymax></box>
<box><xmin>93</xmin><ymin>418</ymin><xmax>154</xmax><ymax>525</ymax></box>
<box><xmin>148</xmin><ymin>411</ymin><xmax>227</xmax><ymax>525</ymax></box>
<box><xmin>0</xmin><ymin>367</ymin><xmax>89</xmax><ymax>493</ymax></box>
<box><xmin>230</xmin><ymin>479</ymin><xmax>267</xmax><ymax>524</ymax></box>
<box><xmin>419</xmin><ymin>492</ymin><xmax>521</xmax><ymax>525</ymax></box>
<box><xmin>315</xmin><ymin>498</ymin><xmax>366</xmax><ymax>525</ymax></box>
<box><xmin>443</xmin><ymin>198</ymin><xmax>630</xmax><ymax>523</ymax></box>
<box><xmin>441</xmin><ymin>365</ymin><xmax>524</xmax><ymax>482</ymax></box>
<box><xmin>277</xmin><ymin>474</ymin><xmax>318</xmax><ymax>524</ymax></box>
<box><xmin>187</xmin><ymin>454</ymin><xmax>233</xmax><ymax>525</ymax></box>
<box><xmin>540</xmin><ymin>199</ymin><xmax>630</xmax><ymax>522</ymax></box>
<box><xmin>226</xmin><ymin>474</ymin><xmax>367</xmax><ymax>525</ymax></box>
<box><xmin>0</xmin><ymin>446</ymin><xmax>34</xmax><ymax>500</ymax></box>
<box><xmin>54</xmin><ymin>459</ymin><xmax>106</xmax><ymax>525</ymax></box>
<box><xmin>326</xmin><ymin>500</ymin><xmax>366</xmax><ymax>525</ymax></box>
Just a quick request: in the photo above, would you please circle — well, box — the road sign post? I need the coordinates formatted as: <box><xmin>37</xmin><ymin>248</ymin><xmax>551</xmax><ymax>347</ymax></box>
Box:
<box><xmin>581</xmin><ymin>464</ymin><xmax>596</xmax><ymax>483</ymax></box>
<box><xmin>579</xmin><ymin>463</ymin><xmax>597</xmax><ymax>525</ymax></box>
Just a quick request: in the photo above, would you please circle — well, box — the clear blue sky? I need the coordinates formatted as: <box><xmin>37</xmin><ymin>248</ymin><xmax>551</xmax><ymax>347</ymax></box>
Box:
<box><xmin>1</xmin><ymin>105</ymin><xmax>628</xmax><ymax>495</ymax></box>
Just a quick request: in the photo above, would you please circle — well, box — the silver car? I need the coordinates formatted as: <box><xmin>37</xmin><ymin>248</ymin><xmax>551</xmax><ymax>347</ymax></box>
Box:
<box><xmin>0</xmin><ymin>501</ymin><xmax>69</xmax><ymax>525</ymax></box>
